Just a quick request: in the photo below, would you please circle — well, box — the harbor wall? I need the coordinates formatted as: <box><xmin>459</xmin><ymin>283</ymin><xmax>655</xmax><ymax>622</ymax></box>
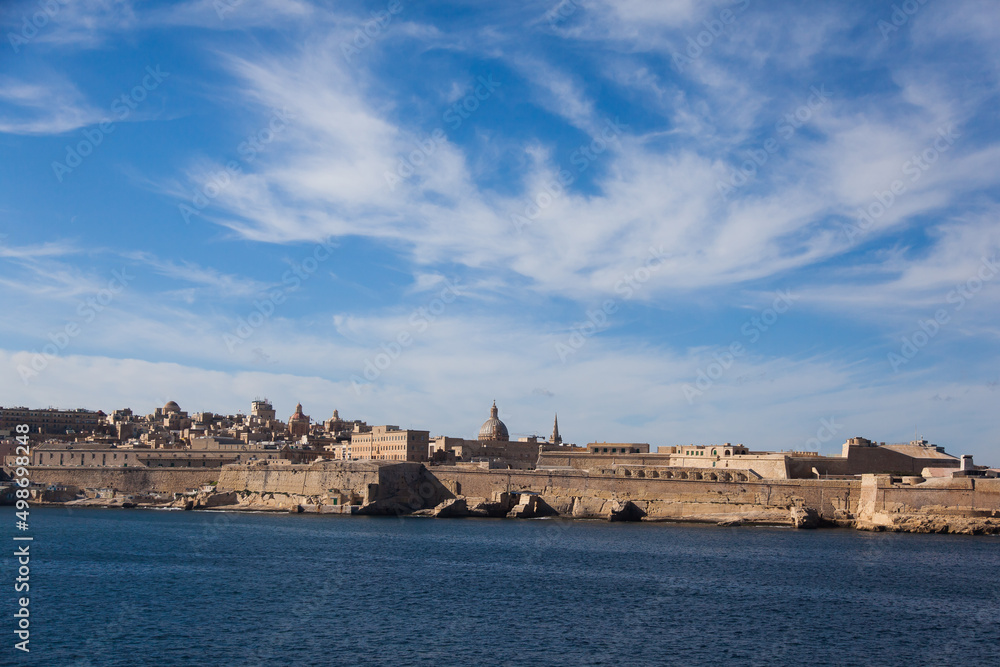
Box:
<box><xmin>430</xmin><ymin>467</ymin><xmax>858</xmax><ymax>521</ymax></box>
<box><xmin>26</xmin><ymin>466</ymin><xmax>218</xmax><ymax>494</ymax></box>
<box><xmin>24</xmin><ymin>463</ymin><xmax>1000</xmax><ymax>529</ymax></box>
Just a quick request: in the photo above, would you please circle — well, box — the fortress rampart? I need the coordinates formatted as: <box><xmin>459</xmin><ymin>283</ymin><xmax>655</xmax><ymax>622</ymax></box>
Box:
<box><xmin>26</xmin><ymin>466</ymin><xmax>218</xmax><ymax>494</ymax></box>
<box><xmin>23</xmin><ymin>462</ymin><xmax>1000</xmax><ymax>533</ymax></box>
<box><xmin>430</xmin><ymin>467</ymin><xmax>858</xmax><ymax>522</ymax></box>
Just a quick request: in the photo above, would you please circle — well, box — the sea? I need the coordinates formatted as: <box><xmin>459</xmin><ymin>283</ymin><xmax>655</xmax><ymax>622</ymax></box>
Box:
<box><xmin>7</xmin><ymin>507</ymin><xmax>999</xmax><ymax>666</ymax></box>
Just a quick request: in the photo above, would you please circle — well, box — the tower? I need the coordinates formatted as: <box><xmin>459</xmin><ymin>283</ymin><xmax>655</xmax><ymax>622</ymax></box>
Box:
<box><xmin>550</xmin><ymin>413</ymin><xmax>562</xmax><ymax>445</ymax></box>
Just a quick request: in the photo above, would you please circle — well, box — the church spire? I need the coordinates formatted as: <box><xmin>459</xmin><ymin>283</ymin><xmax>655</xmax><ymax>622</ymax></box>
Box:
<box><xmin>551</xmin><ymin>413</ymin><xmax>562</xmax><ymax>445</ymax></box>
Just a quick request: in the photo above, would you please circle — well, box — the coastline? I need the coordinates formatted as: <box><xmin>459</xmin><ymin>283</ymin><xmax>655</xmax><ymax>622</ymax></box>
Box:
<box><xmin>33</xmin><ymin>488</ymin><xmax>1000</xmax><ymax>535</ymax></box>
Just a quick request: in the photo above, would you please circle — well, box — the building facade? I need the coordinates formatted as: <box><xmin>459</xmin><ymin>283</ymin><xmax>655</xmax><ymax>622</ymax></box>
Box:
<box><xmin>0</xmin><ymin>406</ymin><xmax>103</xmax><ymax>436</ymax></box>
<box><xmin>350</xmin><ymin>425</ymin><xmax>430</xmax><ymax>462</ymax></box>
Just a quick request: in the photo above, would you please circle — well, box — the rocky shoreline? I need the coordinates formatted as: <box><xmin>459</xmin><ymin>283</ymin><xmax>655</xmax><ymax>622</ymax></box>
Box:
<box><xmin>38</xmin><ymin>490</ymin><xmax>1000</xmax><ymax>535</ymax></box>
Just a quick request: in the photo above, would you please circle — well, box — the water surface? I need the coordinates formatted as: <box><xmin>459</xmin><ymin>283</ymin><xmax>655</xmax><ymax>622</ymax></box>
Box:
<box><xmin>9</xmin><ymin>508</ymin><xmax>999</xmax><ymax>666</ymax></box>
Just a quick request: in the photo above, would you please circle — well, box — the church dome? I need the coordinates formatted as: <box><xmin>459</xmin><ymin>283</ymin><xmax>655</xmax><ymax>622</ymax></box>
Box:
<box><xmin>478</xmin><ymin>401</ymin><xmax>509</xmax><ymax>442</ymax></box>
<box><xmin>164</xmin><ymin>401</ymin><xmax>181</xmax><ymax>413</ymax></box>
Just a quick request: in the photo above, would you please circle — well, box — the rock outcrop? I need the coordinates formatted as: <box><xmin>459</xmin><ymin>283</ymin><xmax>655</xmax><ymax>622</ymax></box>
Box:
<box><xmin>608</xmin><ymin>500</ymin><xmax>646</xmax><ymax>522</ymax></box>
<box><xmin>789</xmin><ymin>506</ymin><xmax>821</xmax><ymax>529</ymax></box>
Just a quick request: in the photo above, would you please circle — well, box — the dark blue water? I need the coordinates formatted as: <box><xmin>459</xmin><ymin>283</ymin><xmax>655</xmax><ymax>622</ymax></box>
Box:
<box><xmin>5</xmin><ymin>508</ymin><xmax>998</xmax><ymax>666</ymax></box>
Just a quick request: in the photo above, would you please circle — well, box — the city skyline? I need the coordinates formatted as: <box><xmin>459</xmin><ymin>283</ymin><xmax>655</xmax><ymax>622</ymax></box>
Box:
<box><xmin>2</xmin><ymin>1</ymin><xmax>998</xmax><ymax>463</ymax></box>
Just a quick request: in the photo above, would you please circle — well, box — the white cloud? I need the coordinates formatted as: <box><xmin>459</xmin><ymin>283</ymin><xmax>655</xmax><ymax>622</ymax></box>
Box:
<box><xmin>0</xmin><ymin>76</ymin><xmax>105</xmax><ymax>135</ymax></box>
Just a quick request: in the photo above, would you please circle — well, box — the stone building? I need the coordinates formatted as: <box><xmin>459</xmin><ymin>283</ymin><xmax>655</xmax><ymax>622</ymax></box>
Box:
<box><xmin>350</xmin><ymin>425</ymin><xmax>430</xmax><ymax>462</ymax></box>
<box><xmin>478</xmin><ymin>401</ymin><xmax>509</xmax><ymax>441</ymax></box>
<box><xmin>427</xmin><ymin>402</ymin><xmax>544</xmax><ymax>469</ymax></box>
<box><xmin>250</xmin><ymin>398</ymin><xmax>276</xmax><ymax>423</ymax></box>
<box><xmin>587</xmin><ymin>443</ymin><xmax>650</xmax><ymax>454</ymax></box>
<box><xmin>0</xmin><ymin>406</ymin><xmax>103</xmax><ymax>436</ymax></box>
<box><xmin>288</xmin><ymin>403</ymin><xmax>310</xmax><ymax>438</ymax></box>
<box><xmin>537</xmin><ymin>436</ymin><xmax>962</xmax><ymax>480</ymax></box>
<box><xmin>160</xmin><ymin>401</ymin><xmax>191</xmax><ymax>431</ymax></box>
<box><xmin>28</xmin><ymin>441</ymin><xmax>287</xmax><ymax>468</ymax></box>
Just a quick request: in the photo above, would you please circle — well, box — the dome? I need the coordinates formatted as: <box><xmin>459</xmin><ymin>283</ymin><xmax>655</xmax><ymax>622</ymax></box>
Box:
<box><xmin>164</xmin><ymin>401</ymin><xmax>181</xmax><ymax>413</ymax></box>
<box><xmin>478</xmin><ymin>401</ymin><xmax>509</xmax><ymax>442</ymax></box>
<box><xmin>290</xmin><ymin>403</ymin><xmax>307</xmax><ymax>421</ymax></box>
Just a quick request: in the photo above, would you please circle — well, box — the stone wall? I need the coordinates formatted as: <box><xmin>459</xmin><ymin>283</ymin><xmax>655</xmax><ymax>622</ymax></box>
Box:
<box><xmin>429</xmin><ymin>467</ymin><xmax>858</xmax><ymax>521</ymax></box>
<box><xmin>27</xmin><ymin>466</ymin><xmax>218</xmax><ymax>494</ymax></box>
<box><xmin>858</xmin><ymin>475</ymin><xmax>1000</xmax><ymax>515</ymax></box>
<box><xmin>26</xmin><ymin>462</ymin><xmax>1000</xmax><ymax>530</ymax></box>
<box><xmin>216</xmin><ymin>460</ymin><xmax>451</xmax><ymax>510</ymax></box>
<box><xmin>536</xmin><ymin>451</ymin><xmax>790</xmax><ymax>479</ymax></box>
<box><xmin>790</xmin><ymin>446</ymin><xmax>959</xmax><ymax>478</ymax></box>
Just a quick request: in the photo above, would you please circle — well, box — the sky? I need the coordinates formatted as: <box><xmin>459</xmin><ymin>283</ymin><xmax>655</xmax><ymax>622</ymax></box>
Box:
<box><xmin>0</xmin><ymin>0</ymin><xmax>998</xmax><ymax>463</ymax></box>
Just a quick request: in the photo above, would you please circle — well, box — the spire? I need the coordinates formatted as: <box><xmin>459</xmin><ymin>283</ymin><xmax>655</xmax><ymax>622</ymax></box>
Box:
<box><xmin>551</xmin><ymin>413</ymin><xmax>562</xmax><ymax>445</ymax></box>
<box><xmin>490</xmin><ymin>400</ymin><xmax>498</xmax><ymax>419</ymax></box>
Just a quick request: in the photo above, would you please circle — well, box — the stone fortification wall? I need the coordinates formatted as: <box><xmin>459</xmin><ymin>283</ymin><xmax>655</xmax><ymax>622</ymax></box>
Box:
<box><xmin>27</xmin><ymin>466</ymin><xmax>218</xmax><ymax>493</ymax></box>
<box><xmin>789</xmin><ymin>446</ymin><xmax>959</xmax><ymax>478</ymax></box>
<box><xmin>859</xmin><ymin>475</ymin><xmax>1000</xmax><ymax>515</ymax></box>
<box><xmin>27</xmin><ymin>462</ymin><xmax>1000</xmax><ymax>532</ymax></box>
<box><xmin>536</xmin><ymin>452</ymin><xmax>790</xmax><ymax>479</ymax></box>
<box><xmin>217</xmin><ymin>460</ymin><xmax>451</xmax><ymax>510</ymax></box>
<box><xmin>429</xmin><ymin>467</ymin><xmax>858</xmax><ymax>521</ymax></box>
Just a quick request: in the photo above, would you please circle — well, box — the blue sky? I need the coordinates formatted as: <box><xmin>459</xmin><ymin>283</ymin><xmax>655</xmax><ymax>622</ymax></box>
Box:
<box><xmin>1</xmin><ymin>0</ymin><xmax>998</xmax><ymax>463</ymax></box>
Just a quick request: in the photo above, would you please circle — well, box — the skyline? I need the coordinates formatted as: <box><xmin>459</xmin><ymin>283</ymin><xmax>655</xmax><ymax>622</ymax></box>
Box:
<box><xmin>1</xmin><ymin>0</ymin><xmax>999</xmax><ymax>463</ymax></box>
